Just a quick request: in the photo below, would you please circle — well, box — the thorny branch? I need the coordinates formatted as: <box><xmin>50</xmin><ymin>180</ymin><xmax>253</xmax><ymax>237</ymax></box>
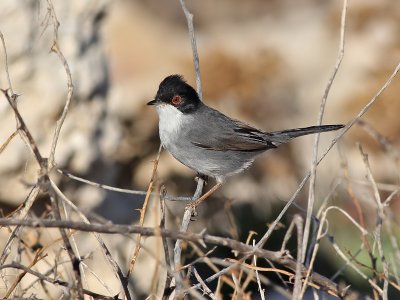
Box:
<box><xmin>127</xmin><ymin>145</ymin><xmax>162</xmax><ymax>277</ymax></box>
<box><xmin>45</xmin><ymin>0</ymin><xmax>74</xmax><ymax>169</ymax></box>
<box><xmin>0</xmin><ymin>217</ymin><xmax>346</xmax><ymax>297</ymax></box>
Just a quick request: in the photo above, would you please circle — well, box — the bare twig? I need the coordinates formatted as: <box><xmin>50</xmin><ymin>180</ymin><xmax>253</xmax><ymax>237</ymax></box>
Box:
<box><xmin>0</xmin><ymin>185</ymin><xmax>41</xmax><ymax>265</ymax></box>
<box><xmin>255</xmin><ymin>60</ymin><xmax>400</xmax><ymax>250</ymax></box>
<box><xmin>49</xmin><ymin>190</ymin><xmax>84</xmax><ymax>299</ymax></box>
<box><xmin>159</xmin><ymin>186</ymin><xmax>174</xmax><ymax>297</ymax></box>
<box><xmin>292</xmin><ymin>215</ymin><xmax>304</xmax><ymax>300</ymax></box>
<box><xmin>179</xmin><ymin>0</ymin><xmax>202</xmax><ymax>100</ymax></box>
<box><xmin>304</xmin><ymin>0</ymin><xmax>348</xmax><ymax>265</ymax></box>
<box><xmin>0</xmin><ymin>32</ymin><xmax>14</xmax><ymax>94</ymax></box>
<box><xmin>4</xmin><ymin>249</ymin><xmax>46</xmax><ymax>298</ymax></box>
<box><xmin>173</xmin><ymin>178</ymin><xmax>205</xmax><ymax>297</ymax></box>
<box><xmin>45</xmin><ymin>0</ymin><xmax>74</xmax><ymax>168</ymax></box>
<box><xmin>252</xmin><ymin>240</ymin><xmax>265</xmax><ymax>300</ymax></box>
<box><xmin>49</xmin><ymin>179</ymin><xmax>131</xmax><ymax>299</ymax></box>
<box><xmin>0</xmin><ymin>217</ymin><xmax>346</xmax><ymax>297</ymax></box>
<box><xmin>192</xmin><ymin>267</ymin><xmax>217</xmax><ymax>300</ymax></box>
<box><xmin>359</xmin><ymin>144</ymin><xmax>389</xmax><ymax>299</ymax></box>
<box><xmin>57</xmin><ymin>168</ymin><xmax>192</xmax><ymax>201</ymax></box>
<box><xmin>1</xmin><ymin>89</ymin><xmax>45</xmax><ymax>167</ymax></box>
<box><xmin>0</xmin><ymin>262</ymin><xmax>117</xmax><ymax>300</ymax></box>
<box><xmin>0</xmin><ymin>129</ymin><xmax>19</xmax><ymax>155</ymax></box>
<box><xmin>127</xmin><ymin>145</ymin><xmax>162</xmax><ymax>277</ymax></box>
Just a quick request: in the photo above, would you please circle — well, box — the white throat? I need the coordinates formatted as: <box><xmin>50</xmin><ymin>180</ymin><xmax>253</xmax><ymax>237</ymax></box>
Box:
<box><xmin>156</xmin><ymin>104</ymin><xmax>184</xmax><ymax>145</ymax></box>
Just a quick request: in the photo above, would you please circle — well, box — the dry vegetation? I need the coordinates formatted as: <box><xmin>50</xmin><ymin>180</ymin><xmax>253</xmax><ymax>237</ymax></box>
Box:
<box><xmin>0</xmin><ymin>0</ymin><xmax>400</xmax><ymax>299</ymax></box>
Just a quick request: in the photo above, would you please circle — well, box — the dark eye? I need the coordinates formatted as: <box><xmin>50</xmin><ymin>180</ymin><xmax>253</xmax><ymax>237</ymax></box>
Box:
<box><xmin>171</xmin><ymin>95</ymin><xmax>182</xmax><ymax>105</ymax></box>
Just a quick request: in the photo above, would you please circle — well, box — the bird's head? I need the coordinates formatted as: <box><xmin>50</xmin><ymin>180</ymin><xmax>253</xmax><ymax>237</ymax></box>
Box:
<box><xmin>147</xmin><ymin>75</ymin><xmax>202</xmax><ymax>113</ymax></box>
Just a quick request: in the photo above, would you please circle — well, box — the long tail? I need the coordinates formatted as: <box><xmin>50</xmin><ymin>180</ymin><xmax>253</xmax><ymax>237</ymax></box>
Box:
<box><xmin>266</xmin><ymin>124</ymin><xmax>344</xmax><ymax>145</ymax></box>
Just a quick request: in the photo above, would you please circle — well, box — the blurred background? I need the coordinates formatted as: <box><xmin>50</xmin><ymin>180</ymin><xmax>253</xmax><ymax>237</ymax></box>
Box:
<box><xmin>0</xmin><ymin>0</ymin><xmax>399</xmax><ymax>298</ymax></box>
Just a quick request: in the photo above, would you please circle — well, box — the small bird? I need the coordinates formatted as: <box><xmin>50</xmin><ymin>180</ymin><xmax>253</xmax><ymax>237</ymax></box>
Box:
<box><xmin>148</xmin><ymin>75</ymin><xmax>343</xmax><ymax>207</ymax></box>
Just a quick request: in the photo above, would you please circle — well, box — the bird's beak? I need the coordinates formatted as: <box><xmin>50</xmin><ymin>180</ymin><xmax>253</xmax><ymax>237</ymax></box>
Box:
<box><xmin>147</xmin><ymin>99</ymin><xmax>159</xmax><ymax>106</ymax></box>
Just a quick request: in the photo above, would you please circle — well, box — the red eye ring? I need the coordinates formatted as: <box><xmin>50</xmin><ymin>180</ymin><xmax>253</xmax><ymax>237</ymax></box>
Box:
<box><xmin>171</xmin><ymin>95</ymin><xmax>182</xmax><ymax>105</ymax></box>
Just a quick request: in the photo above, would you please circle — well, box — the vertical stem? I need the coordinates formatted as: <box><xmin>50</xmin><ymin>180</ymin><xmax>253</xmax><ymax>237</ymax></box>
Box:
<box><xmin>179</xmin><ymin>0</ymin><xmax>202</xmax><ymax>100</ymax></box>
<box><xmin>173</xmin><ymin>178</ymin><xmax>204</xmax><ymax>298</ymax></box>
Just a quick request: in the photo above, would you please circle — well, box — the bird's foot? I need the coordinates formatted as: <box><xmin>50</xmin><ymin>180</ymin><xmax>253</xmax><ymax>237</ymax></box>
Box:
<box><xmin>190</xmin><ymin>208</ymin><xmax>198</xmax><ymax>221</ymax></box>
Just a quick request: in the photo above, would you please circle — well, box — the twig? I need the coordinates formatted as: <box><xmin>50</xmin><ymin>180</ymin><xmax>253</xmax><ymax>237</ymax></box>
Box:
<box><xmin>192</xmin><ymin>267</ymin><xmax>217</xmax><ymax>299</ymax></box>
<box><xmin>252</xmin><ymin>240</ymin><xmax>265</xmax><ymax>300</ymax></box>
<box><xmin>159</xmin><ymin>186</ymin><xmax>174</xmax><ymax>298</ymax></box>
<box><xmin>209</xmin><ymin>257</ymin><xmax>292</xmax><ymax>299</ymax></box>
<box><xmin>0</xmin><ymin>262</ymin><xmax>117</xmax><ymax>300</ymax></box>
<box><xmin>357</xmin><ymin>119</ymin><xmax>400</xmax><ymax>173</ymax></box>
<box><xmin>344</xmin><ymin>177</ymin><xmax>400</xmax><ymax>192</ymax></box>
<box><xmin>0</xmin><ymin>129</ymin><xmax>19</xmax><ymax>155</ymax></box>
<box><xmin>179</xmin><ymin>0</ymin><xmax>202</xmax><ymax>100</ymax></box>
<box><xmin>4</xmin><ymin>249</ymin><xmax>46</xmax><ymax>298</ymax></box>
<box><xmin>49</xmin><ymin>189</ymin><xmax>84</xmax><ymax>299</ymax></box>
<box><xmin>312</xmin><ymin>204</ymin><xmax>384</xmax><ymax>296</ymax></box>
<box><xmin>0</xmin><ymin>185</ymin><xmax>41</xmax><ymax>265</ymax></box>
<box><xmin>0</xmin><ymin>217</ymin><xmax>346</xmax><ymax>297</ymax></box>
<box><xmin>49</xmin><ymin>179</ymin><xmax>131</xmax><ymax>300</ymax></box>
<box><xmin>57</xmin><ymin>168</ymin><xmax>192</xmax><ymax>201</ymax></box>
<box><xmin>1</xmin><ymin>89</ymin><xmax>45</xmax><ymax>167</ymax></box>
<box><xmin>292</xmin><ymin>215</ymin><xmax>304</xmax><ymax>300</ymax></box>
<box><xmin>359</xmin><ymin>144</ymin><xmax>389</xmax><ymax>299</ymax></box>
<box><xmin>81</xmin><ymin>262</ymin><xmax>114</xmax><ymax>296</ymax></box>
<box><xmin>255</xmin><ymin>60</ymin><xmax>400</xmax><ymax>250</ymax></box>
<box><xmin>45</xmin><ymin>0</ymin><xmax>74</xmax><ymax>168</ymax></box>
<box><xmin>173</xmin><ymin>178</ymin><xmax>205</xmax><ymax>297</ymax></box>
<box><xmin>330</xmin><ymin>237</ymin><xmax>383</xmax><ymax>295</ymax></box>
<box><xmin>304</xmin><ymin>0</ymin><xmax>348</xmax><ymax>265</ymax></box>
<box><xmin>127</xmin><ymin>145</ymin><xmax>162</xmax><ymax>277</ymax></box>
<box><xmin>0</xmin><ymin>32</ymin><xmax>14</xmax><ymax>94</ymax></box>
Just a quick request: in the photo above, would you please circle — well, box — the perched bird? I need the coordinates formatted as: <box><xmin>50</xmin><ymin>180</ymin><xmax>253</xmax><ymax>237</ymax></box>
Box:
<box><xmin>148</xmin><ymin>75</ymin><xmax>343</xmax><ymax>207</ymax></box>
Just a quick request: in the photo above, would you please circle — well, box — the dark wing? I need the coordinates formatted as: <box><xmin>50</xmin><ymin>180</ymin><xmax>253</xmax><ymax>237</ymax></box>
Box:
<box><xmin>188</xmin><ymin>106</ymin><xmax>276</xmax><ymax>152</ymax></box>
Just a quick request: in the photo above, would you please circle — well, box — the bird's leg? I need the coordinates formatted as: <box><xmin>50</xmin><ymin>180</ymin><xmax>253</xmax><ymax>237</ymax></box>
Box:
<box><xmin>195</xmin><ymin>173</ymin><xmax>208</xmax><ymax>185</ymax></box>
<box><xmin>187</xmin><ymin>182</ymin><xmax>223</xmax><ymax>209</ymax></box>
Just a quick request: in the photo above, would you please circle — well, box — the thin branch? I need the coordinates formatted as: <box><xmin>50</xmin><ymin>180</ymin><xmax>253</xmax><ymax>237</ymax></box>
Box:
<box><xmin>49</xmin><ymin>188</ymin><xmax>84</xmax><ymax>299</ymax></box>
<box><xmin>292</xmin><ymin>215</ymin><xmax>304</xmax><ymax>300</ymax></box>
<box><xmin>46</xmin><ymin>0</ymin><xmax>74</xmax><ymax>168</ymax></box>
<box><xmin>0</xmin><ymin>129</ymin><xmax>19</xmax><ymax>155</ymax></box>
<box><xmin>159</xmin><ymin>186</ymin><xmax>174</xmax><ymax>297</ymax></box>
<box><xmin>304</xmin><ymin>0</ymin><xmax>348</xmax><ymax>265</ymax></box>
<box><xmin>252</xmin><ymin>240</ymin><xmax>265</xmax><ymax>300</ymax></box>
<box><xmin>1</xmin><ymin>89</ymin><xmax>45</xmax><ymax>168</ymax></box>
<box><xmin>4</xmin><ymin>249</ymin><xmax>46</xmax><ymax>298</ymax></box>
<box><xmin>49</xmin><ymin>179</ymin><xmax>131</xmax><ymax>300</ymax></box>
<box><xmin>0</xmin><ymin>32</ymin><xmax>14</xmax><ymax>94</ymax></box>
<box><xmin>256</xmin><ymin>60</ymin><xmax>400</xmax><ymax>250</ymax></box>
<box><xmin>127</xmin><ymin>145</ymin><xmax>162</xmax><ymax>277</ymax></box>
<box><xmin>0</xmin><ymin>217</ymin><xmax>346</xmax><ymax>297</ymax></box>
<box><xmin>193</xmin><ymin>267</ymin><xmax>217</xmax><ymax>300</ymax></box>
<box><xmin>57</xmin><ymin>168</ymin><xmax>192</xmax><ymax>201</ymax></box>
<box><xmin>179</xmin><ymin>0</ymin><xmax>202</xmax><ymax>99</ymax></box>
<box><xmin>173</xmin><ymin>178</ymin><xmax>205</xmax><ymax>297</ymax></box>
<box><xmin>0</xmin><ymin>262</ymin><xmax>117</xmax><ymax>300</ymax></box>
<box><xmin>0</xmin><ymin>186</ymin><xmax>41</xmax><ymax>265</ymax></box>
<box><xmin>359</xmin><ymin>144</ymin><xmax>389</xmax><ymax>299</ymax></box>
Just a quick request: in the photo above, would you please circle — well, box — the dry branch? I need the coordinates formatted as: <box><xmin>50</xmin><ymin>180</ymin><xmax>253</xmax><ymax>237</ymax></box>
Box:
<box><xmin>0</xmin><ymin>217</ymin><xmax>347</xmax><ymax>298</ymax></box>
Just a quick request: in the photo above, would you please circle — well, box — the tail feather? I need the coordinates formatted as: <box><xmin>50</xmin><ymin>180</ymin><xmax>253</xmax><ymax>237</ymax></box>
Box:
<box><xmin>266</xmin><ymin>124</ymin><xmax>344</xmax><ymax>145</ymax></box>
